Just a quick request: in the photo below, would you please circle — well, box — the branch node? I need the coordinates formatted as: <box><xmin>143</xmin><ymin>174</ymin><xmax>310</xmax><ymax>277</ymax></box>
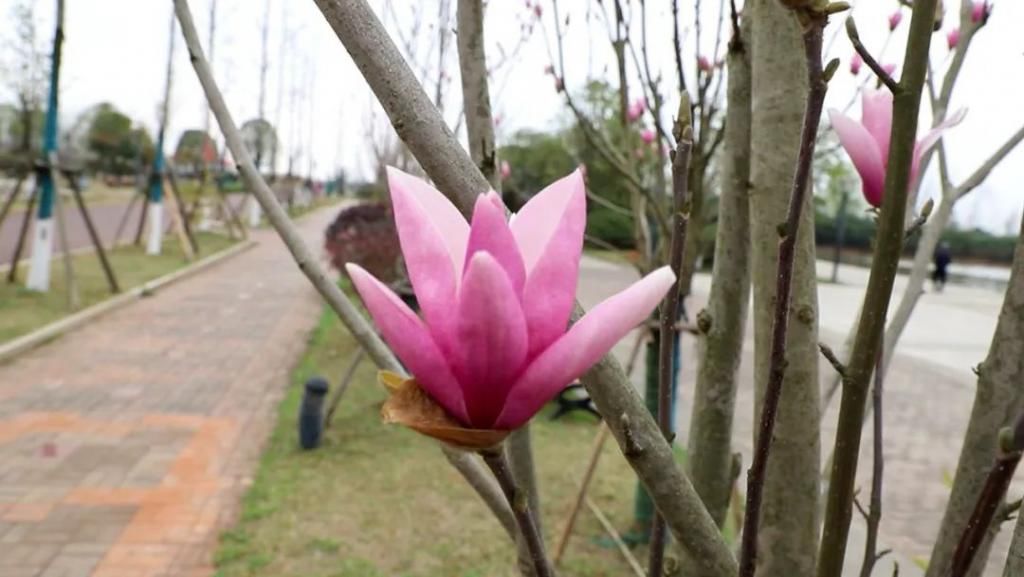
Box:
<box><xmin>620</xmin><ymin>413</ymin><xmax>644</xmax><ymax>457</ymax></box>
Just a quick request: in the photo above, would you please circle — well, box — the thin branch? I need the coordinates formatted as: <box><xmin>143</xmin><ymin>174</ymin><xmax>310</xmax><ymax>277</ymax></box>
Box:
<box><xmin>671</xmin><ymin>0</ymin><xmax>687</xmax><ymax>94</ymax></box>
<box><xmin>859</xmin><ymin>346</ymin><xmax>886</xmax><ymax>577</ymax></box>
<box><xmin>481</xmin><ymin>447</ymin><xmax>554</xmax><ymax>577</ymax></box>
<box><xmin>904</xmin><ymin>198</ymin><xmax>934</xmax><ymax>239</ymax></box>
<box><xmin>950</xmin><ymin>412</ymin><xmax>1024</xmax><ymax>577</ymax></box>
<box><xmin>846</xmin><ymin>18</ymin><xmax>899</xmax><ymax>92</ymax></box>
<box><xmin>954</xmin><ymin>123</ymin><xmax>1024</xmax><ymax>199</ymax></box>
<box><xmin>818</xmin><ymin>1</ymin><xmax>941</xmax><ymax>574</ymax></box>
<box><xmin>819</xmin><ymin>342</ymin><xmax>848</xmax><ymax>377</ymax></box>
<box><xmin>648</xmin><ymin>104</ymin><xmax>694</xmax><ymax>577</ymax></box>
<box><xmin>738</xmin><ymin>12</ymin><xmax>829</xmax><ymax>577</ymax></box>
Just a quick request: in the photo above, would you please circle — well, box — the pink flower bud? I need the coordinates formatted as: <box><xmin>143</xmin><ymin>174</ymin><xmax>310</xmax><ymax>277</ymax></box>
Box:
<box><xmin>554</xmin><ymin>77</ymin><xmax>564</xmax><ymax>92</ymax></box>
<box><xmin>881</xmin><ymin>63</ymin><xmax>896</xmax><ymax>77</ymax></box>
<box><xmin>500</xmin><ymin>160</ymin><xmax>511</xmax><ymax>180</ymax></box>
<box><xmin>533</xmin><ymin>3</ymin><xmax>543</xmax><ymax>17</ymax></box>
<box><xmin>888</xmin><ymin>11</ymin><xmax>903</xmax><ymax>31</ymax></box>
<box><xmin>971</xmin><ymin>1</ymin><xmax>989</xmax><ymax>24</ymax></box>
<box><xmin>626</xmin><ymin>98</ymin><xmax>646</xmax><ymax>122</ymax></box>
<box><xmin>850</xmin><ymin>52</ymin><xmax>863</xmax><ymax>75</ymax></box>
<box><xmin>946</xmin><ymin>28</ymin><xmax>960</xmax><ymax>50</ymax></box>
<box><xmin>697</xmin><ymin>55</ymin><xmax>713</xmax><ymax>73</ymax></box>
<box><xmin>640</xmin><ymin>129</ymin><xmax>655</xmax><ymax>144</ymax></box>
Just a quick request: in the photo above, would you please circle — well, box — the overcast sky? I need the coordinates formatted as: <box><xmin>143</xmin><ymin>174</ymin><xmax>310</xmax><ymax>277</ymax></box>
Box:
<box><xmin>3</xmin><ymin>0</ymin><xmax>1022</xmax><ymax>234</ymax></box>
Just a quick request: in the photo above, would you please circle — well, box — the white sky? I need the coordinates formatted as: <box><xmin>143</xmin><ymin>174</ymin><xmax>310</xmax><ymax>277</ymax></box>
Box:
<box><xmin>3</xmin><ymin>0</ymin><xmax>1022</xmax><ymax>234</ymax></box>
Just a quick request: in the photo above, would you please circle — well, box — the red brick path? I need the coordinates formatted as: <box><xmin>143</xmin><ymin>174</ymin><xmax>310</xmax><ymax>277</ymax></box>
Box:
<box><xmin>0</xmin><ymin>207</ymin><xmax>338</xmax><ymax>576</ymax></box>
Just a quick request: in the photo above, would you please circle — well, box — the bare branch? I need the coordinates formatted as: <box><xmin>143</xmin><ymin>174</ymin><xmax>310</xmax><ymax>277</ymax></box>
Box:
<box><xmin>846</xmin><ymin>18</ymin><xmax>899</xmax><ymax>92</ymax></box>
<box><xmin>954</xmin><ymin>123</ymin><xmax>1024</xmax><ymax>199</ymax></box>
<box><xmin>739</xmin><ymin>13</ymin><xmax>829</xmax><ymax>576</ymax></box>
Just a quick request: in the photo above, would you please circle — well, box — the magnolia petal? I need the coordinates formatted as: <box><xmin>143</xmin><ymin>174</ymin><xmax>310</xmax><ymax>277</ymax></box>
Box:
<box><xmin>484</xmin><ymin>190</ymin><xmax>507</xmax><ymax>213</ymax></box>
<box><xmin>454</xmin><ymin>252</ymin><xmax>530</xmax><ymax>428</ymax></box>
<box><xmin>512</xmin><ymin>169</ymin><xmax>586</xmax><ymax>356</ymax></box>
<box><xmin>861</xmin><ymin>88</ymin><xmax>894</xmax><ymax>163</ymax></box>
<box><xmin>380</xmin><ymin>372</ymin><xmax>509</xmax><ymax>450</ymax></box>
<box><xmin>495</xmin><ymin>266</ymin><xmax>676</xmax><ymax>430</ymax></box>
<box><xmin>464</xmin><ymin>194</ymin><xmax>527</xmax><ymax>295</ymax></box>
<box><xmin>387</xmin><ymin>167</ymin><xmax>468</xmax><ymax>350</ymax></box>
<box><xmin>830</xmin><ymin>109</ymin><xmax>887</xmax><ymax>208</ymax></box>
<box><xmin>346</xmin><ymin>263</ymin><xmax>469</xmax><ymax>424</ymax></box>
<box><xmin>510</xmin><ymin>169</ymin><xmax>586</xmax><ymax>272</ymax></box>
<box><xmin>912</xmin><ymin>108</ymin><xmax>966</xmax><ymax>185</ymax></box>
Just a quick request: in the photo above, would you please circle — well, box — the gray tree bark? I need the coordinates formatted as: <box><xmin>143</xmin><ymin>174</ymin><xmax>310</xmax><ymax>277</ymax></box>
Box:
<box><xmin>687</xmin><ymin>13</ymin><xmax>752</xmax><ymax>530</ymax></box>
<box><xmin>748</xmin><ymin>2</ymin><xmax>820</xmax><ymax>575</ymax></box>
<box><xmin>928</xmin><ymin>210</ymin><xmax>1024</xmax><ymax>577</ymax></box>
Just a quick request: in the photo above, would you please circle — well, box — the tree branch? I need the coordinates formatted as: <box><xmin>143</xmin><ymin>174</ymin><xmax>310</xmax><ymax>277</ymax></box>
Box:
<box><xmin>457</xmin><ymin>0</ymin><xmax>499</xmax><ymax>189</ymax></box>
<box><xmin>738</xmin><ymin>11</ymin><xmax>829</xmax><ymax>576</ymax></box>
<box><xmin>648</xmin><ymin>103</ymin><xmax>693</xmax><ymax>577</ymax></box>
<box><xmin>818</xmin><ymin>1</ymin><xmax>940</xmax><ymax>575</ymax></box>
<box><xmin>481</xmin><ymin>447</ymin><xmax>553</xmax><ymax>577</ymax></box>
<box><xmin>951</xmin><ymin>412</ymin><xmax>1024</xmax><ymax>577</ymax></box>
<box><xmin>845</xmin><ymin>17</ymin><xmax>898</xmax><ymax>92</ymax></box>
<box><xmin>859</xmin><ymin>346</ymin><xmax>886</xmax><ymax>577</ymax></box>
<box><xmin>954</xmin><ymin>123</ymin><xmax>1024</xmax><ymax>199</ymax></box>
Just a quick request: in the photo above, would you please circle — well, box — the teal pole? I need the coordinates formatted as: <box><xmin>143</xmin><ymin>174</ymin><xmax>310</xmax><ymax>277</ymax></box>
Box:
<box><xmin>37</xmin><ymin>0</ymin><xmax>65</xmax><ymax>221</ymax></box>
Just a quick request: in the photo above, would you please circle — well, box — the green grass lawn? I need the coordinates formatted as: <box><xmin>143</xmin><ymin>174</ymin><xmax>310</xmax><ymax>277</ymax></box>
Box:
<box><xmin>213</xmin><ymin>307</ymin><xmax>660</xmax><ymax>577</ymax></box>
<box><xmin>0</xmin><ymin>232</ymin><xmax>237</xmax><ymax>344</ymax></box>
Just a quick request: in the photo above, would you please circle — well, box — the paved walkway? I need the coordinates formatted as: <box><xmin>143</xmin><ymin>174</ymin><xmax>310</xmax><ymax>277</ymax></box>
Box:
<box><xmin>0</xmin><ymin>208</ymin><xmax>336</xmax><ymax>577</ymax></box>
<box><xmin>579</xmin><ymin>255</ymin><xmax>1013</xmax><ymax>576</ymax></box>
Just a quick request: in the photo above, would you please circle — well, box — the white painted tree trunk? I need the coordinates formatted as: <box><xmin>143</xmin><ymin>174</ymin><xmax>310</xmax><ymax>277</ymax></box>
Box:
<box><xmin>26</xmin><ymin>217</ymin><xmax>54</xmax><ymax>291</ymax></box>
<box><xmin>247</xmin><ymin>196</ymin><xmax>262</xmax><ymax>227</ymax></box>
<box><xmin>146</xmin><ymin>201</ymin><xmax>163</xmax><ymax>255</ymax></box>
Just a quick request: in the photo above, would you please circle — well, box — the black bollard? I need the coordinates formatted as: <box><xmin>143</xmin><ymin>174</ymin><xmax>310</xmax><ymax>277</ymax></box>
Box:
<box><xmin>299</xmin><ymin>376</ymin><xmax>330</xmax><ymax>449</ymax></box>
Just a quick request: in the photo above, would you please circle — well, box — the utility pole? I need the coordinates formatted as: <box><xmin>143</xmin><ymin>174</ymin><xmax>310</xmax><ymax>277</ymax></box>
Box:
<box><xmin>26</xmin><ymin>0</ymin><xmax>65</xmax><ymax>291</ymax></box>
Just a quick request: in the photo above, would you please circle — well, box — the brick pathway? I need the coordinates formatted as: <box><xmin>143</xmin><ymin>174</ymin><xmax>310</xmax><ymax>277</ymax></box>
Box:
<box><xmin>0</xmin><ymin>207</ymin><xmax>337</xmax><ymax>577</ymax></box>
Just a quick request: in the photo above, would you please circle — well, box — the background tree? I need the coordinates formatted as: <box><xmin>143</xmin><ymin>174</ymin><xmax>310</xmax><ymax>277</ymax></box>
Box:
<box><xmin>239</xmin><ymin>118</ymin><xmax>277</xmax><ymax>174</ymax></box>
<box><xmin>174</xmin><ymin>129</ymin><xmax>218</xmax><ymax>175</ymax></box>
<box><xmin>1</xmin><ymin>0</ymin><xmax>47</xmax><ymax>156</ymax></box>
<box><xmin>86</xmin><ymin>103</ymin><xmax>133</xmax><ymax>175</ymax></box>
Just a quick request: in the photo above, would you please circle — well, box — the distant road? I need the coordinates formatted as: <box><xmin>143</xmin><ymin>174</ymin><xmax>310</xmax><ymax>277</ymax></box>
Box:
<box><xmin>0</xmin><ymin>194</ymin><xmax>247</xmax><ymax>267</ymax></box>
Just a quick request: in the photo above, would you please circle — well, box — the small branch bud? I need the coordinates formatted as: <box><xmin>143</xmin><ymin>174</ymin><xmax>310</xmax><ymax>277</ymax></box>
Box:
<box><xmin>823</xmin><ymin>58</ymin><xmax>840</xmax><ymax>81</ymax></box>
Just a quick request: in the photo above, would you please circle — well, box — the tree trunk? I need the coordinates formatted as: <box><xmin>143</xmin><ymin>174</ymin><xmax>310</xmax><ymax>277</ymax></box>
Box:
<box><xmin>748</xmin><ymin>2</ymin><xmax>820</xmax><ymax>575</ymax></box>
<box><xmin>928</xmin><ymin>210</ymin><xmax>1024</xmax><ymax>577</ymax></box>
<box><xmin>687</xmin><ymin>13</ymin><xmax>752</xmax><ymax>530</ymax></box>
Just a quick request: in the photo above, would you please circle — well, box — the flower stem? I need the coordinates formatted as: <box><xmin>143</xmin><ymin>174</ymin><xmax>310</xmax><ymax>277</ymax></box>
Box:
<box><xmin>738</xmin><ymin>11</ymin><xmax>828</xmax><ymax>577</ymax></box>
<box><xmin>481</xmin><ymin>446</ymin><xmax>554</xmax><ymax>577</ymax></box>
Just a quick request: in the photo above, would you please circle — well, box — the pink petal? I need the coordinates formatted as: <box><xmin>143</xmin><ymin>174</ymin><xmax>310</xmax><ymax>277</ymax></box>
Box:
<box><xmin>511</xmin><ymin>169</ymin><xmax>585</xmax><ymax>271</ymax></box>
<box><xmin>511</xmin><ymin>169</ymin><xmax>586</xmax><ymax>356</ymax></box>
<box><xmin>346</xmin><ymin>264</ymin><xmax>469</xmax><ymax>424</ymax></box>
<box><xmin>387</xmin><ymin>167</ymin><xmax>469</xmax><ymax>351</ymax></box>
<box><xmin>465</xmin><ymin>194</ymin><xmax>526</xmax><ymax>295</ymax></box>
<box><xmin>387</xmin><ymin>167</ymin><xmax>470</xmax><ymax>276</ymax></box>
<box><xmin>861</xmin><ymin>89</ymin><xmax>893</xmax><ymax>163</ymax></box>
<box><xmin>830</xmin><ymin>109</ymin><xmax>886</xmax><ymax>208</ymax></box>
<box><xmin>485</xmin><ymin>190</ymin><xmax>507</xmax><ymax>213</ymax></box>
<box><xmin>494</xmin><ymin>266</ymin><xmax>676</xmax><ymax>429</ymax></box>
<box><xmin>912</xmin><ymin>108</ymin><xmax>966</xmax><ymax>184</ymax></box>
<box><xmin>454</xmin><ymin>253</ymin><xmax>529</xmax><ymax>428</ymax></box>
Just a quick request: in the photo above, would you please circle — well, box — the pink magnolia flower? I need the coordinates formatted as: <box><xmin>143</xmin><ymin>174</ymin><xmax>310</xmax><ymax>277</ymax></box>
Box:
<box><xmin>697</xmin><ymin>55</ymin><xmax>713</xmax><ymax>73</ymax></box>
<box><xmin>850</xmin><ymin>52</ymin><xmax>863</xmax><ymax>75</ymax></box>
<box><xmin>888</xmin><ymin>10</ymin><xmax>903</xmax><ymax>30</ymax></box>
<box><xmin>627</xmin><ymin>98</ymin><xmax>646</xmax><ymax>122</ymax></box>
<box><xmin>829</xmin><ymin>89</ymin><xmax>965</xmax><ymax>208</ymax></box>
<box><xmin>971</xmin><ymin>1</ymin><xmax>990</xmax><ymax>24</ymax></box>
<box><xmin>347</xmin><ymin>168</ymin><xmax>675</xmax><ymax>431</ymax></box>
<box><xmin>500</xmin><ymin>160</ymin><xmax>511</xmax><ymax>180</ymax></box>
<box><xmin>947</xmin><ymin>28</ymin><xmax>960</xmax><ymax>50</ymax></box>
<box><xmin>640</xmin><ymin>129</ymin><xmax>656</xmax><ymax>144</ymax></box>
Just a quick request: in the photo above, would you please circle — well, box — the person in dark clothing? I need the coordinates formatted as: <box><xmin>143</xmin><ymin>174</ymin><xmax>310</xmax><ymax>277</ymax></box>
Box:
<box><xmin>933</xmin><ymin>242</ymin><xmax>952</xmax><ymax>292</ymax></box>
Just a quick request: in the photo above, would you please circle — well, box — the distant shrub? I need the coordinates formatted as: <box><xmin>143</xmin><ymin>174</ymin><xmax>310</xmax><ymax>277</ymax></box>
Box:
<box><xmin>324</xmin><ymin>203</ymin><xmax>404</xmax><ymax>284</ymax></box>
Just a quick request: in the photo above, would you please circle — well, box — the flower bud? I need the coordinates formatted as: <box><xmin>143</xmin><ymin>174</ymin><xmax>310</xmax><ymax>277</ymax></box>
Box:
<box><xmin>946</xmin><ymin>27</ymin><xmax>960</xmax><ymax>50</ymax></box>
<box><xmin>850</xmin><ymin>52</ymin><xmax>863</xmax><ymax>75</ymax></box>
<box><xmin>888</xmin><ymin>10</ymin><xmax>903</xmax><ymax>31</ymax></box>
